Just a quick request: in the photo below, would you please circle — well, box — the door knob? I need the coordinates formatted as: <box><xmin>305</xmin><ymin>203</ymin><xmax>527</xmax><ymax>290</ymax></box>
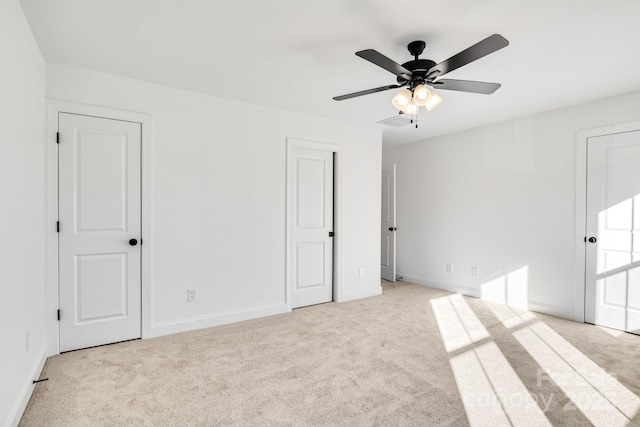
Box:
<box><xmin>588</xmin><ymin>237</ymin><xmax>597</xmax><ymax>243</ymax></box>
<box><xmin>129</xmin><ymin>239</ymin><xmax>138</xmax><ymax>246</ymax></box>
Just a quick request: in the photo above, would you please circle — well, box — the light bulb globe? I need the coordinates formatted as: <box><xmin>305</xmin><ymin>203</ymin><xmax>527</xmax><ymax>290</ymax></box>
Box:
<box><xmin>413</xmin><ymin>85</ymin><xmax>432</xmax><ymax>107</ymax></box>
<box><xmin>402</xmin><ymin>100</ymin><xmax>419</xmax><ymax>115</ymax></box>
<box><xmin>425</xmin><ymin>88</ymin><xmax>443</xmax><ymax>111</ymax></box>
<box><xmin>392</xmin><ymin>89</ymin><xmax>412</xmax><ymax>111</ymax></box>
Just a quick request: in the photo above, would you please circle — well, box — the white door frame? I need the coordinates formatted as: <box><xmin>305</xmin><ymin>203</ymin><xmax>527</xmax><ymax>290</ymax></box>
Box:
<box><xmin>286</xmin><ymin>138</ymin><xmax>343</xmax><ymax>309</ymax></box>
<box><xmin>381</xmin><ymin>164</ymin><xmax>396</xmax><ymax>282</ymax></box>
<box><xmin>574</xmin><ymin>120</ymin><xmax>640</xmax><ymax>323</ymax></box>
<box><xmin>45</xmin><ymin>99</ymin><xmax>152</xmax><ymax>355</ymax></box>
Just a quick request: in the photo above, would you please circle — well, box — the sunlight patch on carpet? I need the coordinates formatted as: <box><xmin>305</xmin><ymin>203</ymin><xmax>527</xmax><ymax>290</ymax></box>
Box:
<box><xmin>514</xmin><ymin>322</ymin><xmax>640</xmax><ymax>426</ymax></box>
<box><xmin>451</xmin><ymin>341</ymin><xmax>551</xmax><ymax>427</ymax></box>
<box><xmin>431</xmin><ymin>294</ymin><xmax>490</xmax><ymax>352</ymax></box>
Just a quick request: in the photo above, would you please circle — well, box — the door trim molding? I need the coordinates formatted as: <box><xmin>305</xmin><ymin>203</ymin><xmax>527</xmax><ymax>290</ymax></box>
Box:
<box><xmin>286</xmin><ymin>138</ymin><xmax>343</xmax><ymax>310</ymax></box>
<box><xmin>381</xmin><ymin>164</ymin><xmax>396</xmax><ymax>282</ymax></box>
<box><xmin>45</xmin><ymin>99</ymin><xmax>152</xmax><ymax>355</ymax></box>
<box><xmin>574</xmin><ymin>120</ymin><xmax>640</xmax><ymax>324</ymax></box>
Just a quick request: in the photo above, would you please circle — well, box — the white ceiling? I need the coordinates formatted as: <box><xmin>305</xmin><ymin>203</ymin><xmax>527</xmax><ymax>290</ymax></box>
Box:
<box><xmin>19</xmin><ymin>0</ymin><xmax>640</xmax><ymax>146</ymax></box>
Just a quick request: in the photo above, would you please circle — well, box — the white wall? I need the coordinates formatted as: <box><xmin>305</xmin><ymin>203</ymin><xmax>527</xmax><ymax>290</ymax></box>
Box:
<box><xmin>383</xmin><ymin>89</ymin><xmax>640</xmax><ymax>319</ymax></box>
<box><xmin>0</xmin><ymin>0</ymin><xmax>46</xmax><ymax>425</ymax></box>
<box><xmin>46</xmin><ymin>63</ymin><xmax>382</xmax><ymax>337</ymax></box>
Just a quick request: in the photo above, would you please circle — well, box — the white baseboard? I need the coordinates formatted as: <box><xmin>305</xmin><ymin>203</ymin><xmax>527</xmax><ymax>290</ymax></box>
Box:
<box><xmin>8</xmin><ymin>346</ymin><xmax>48</xmax><ymax>427</ymax></box>
<box><xmin>528</xmin><ymin>300</ymin><xmax>574</xmax><ymax>320</ymax></box>
<box><xmin>398</xmin><ymin>273</ymin><xmax>575</xmax><ymax>320</ymax></box>
<box><xmin>340</xmin><ymin>285</ymin><xmax>382</xmax><ymax>302</ymax></box>
<box><xmin>150</xmin><ymin>303</ymin><xmax>288</xmax><ymax>338</ymax></box>
<box><xmin>398</xmin><ymin>274</ymin><xmax>480</xmax><ymax>297</ymax></box>
<box><xmin>151</xmin><ymin>284</ymin><xmax>385</xmax><ymax>338</ymax></box>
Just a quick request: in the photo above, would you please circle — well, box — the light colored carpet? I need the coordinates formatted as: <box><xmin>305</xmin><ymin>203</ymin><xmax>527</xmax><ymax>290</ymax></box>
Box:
<box><xmin>20</xmin><ymin>281</ymin><xmax>640</xmax><ymax>426</ymax></box>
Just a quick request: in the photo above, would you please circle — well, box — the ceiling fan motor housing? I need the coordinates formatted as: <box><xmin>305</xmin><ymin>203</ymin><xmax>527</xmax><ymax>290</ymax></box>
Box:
<box><xmin>398</xmin><ymin>40</ymin><xmax>436</xmax><ymax>88</ymax></box>
<box><xmin>397</xmin><ymin>58</ymin><xmax>437</xmax><ymax>88</ymax></box>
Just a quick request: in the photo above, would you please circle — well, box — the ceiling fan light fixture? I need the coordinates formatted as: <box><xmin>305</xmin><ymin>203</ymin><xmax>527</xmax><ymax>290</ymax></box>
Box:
<box><xmin>391</xmin><ymin>89</ymin><xmax>412</xmax><ymax>110</ymax></box>
<box><xmin>413</xmin><ymin>84</ymin><xmax>432</xmax><ymax>107</ymax></box>
<box><xmin>424</xmin><ymin>88</ymin><xmax>443</xmax><ymax>111</ymax></box>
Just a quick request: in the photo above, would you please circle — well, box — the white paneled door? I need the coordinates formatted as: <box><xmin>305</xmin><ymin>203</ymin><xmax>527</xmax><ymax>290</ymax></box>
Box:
<box><xmin>58</xmin><ymin>113</ymin><xmax>142</xmax><ymax>352</ymax></box>
<box><xmin>291</xmin><ymin>147</ymin><xmax>334</xmax><ymax>308</ymax></box>
<box><xmin>585</xmin><ymin>130</ymin><xmax>640</xmax><ymax>334</ymax></box>
<box><xmin>381</xmin><ymin>165</ymin><xmax>396</xmax><ymax>282</ymax></box>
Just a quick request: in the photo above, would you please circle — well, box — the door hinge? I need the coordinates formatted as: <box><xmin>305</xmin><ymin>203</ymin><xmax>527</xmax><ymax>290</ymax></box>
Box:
<box><xmin>56</xmin><ymin>132</ymin><xmax>59</xmax><ymax>144</ymax></box>
<box><xmin>57</xmin><ymin>309</ymin><xmax>60</xmax><ymax>321</ymax></box>
<box><xmin>56</xmin><ymin>221</ymin><xmax>60</xmax><ymax>232</ymax></box>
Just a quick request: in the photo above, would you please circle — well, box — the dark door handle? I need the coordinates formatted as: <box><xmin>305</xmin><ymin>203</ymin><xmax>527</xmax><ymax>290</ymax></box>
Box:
<box><xmin>588</xmin><ymin>237</ymin><xmax>597</xmax><ymax>243</ymax></box>
<box><xmin>388</xmin><ymin>227</ymin><xmax>397</xmax><ymax>231</ymax></box>
<box><xmin>129</xmin><ymin>239</ymin><xmax>138</xmax><ymax>246</ymax></box>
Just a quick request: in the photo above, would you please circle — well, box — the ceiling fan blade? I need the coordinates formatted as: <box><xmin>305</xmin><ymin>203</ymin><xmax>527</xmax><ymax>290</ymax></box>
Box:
<box><xmin>430</xmin><ymin>79</ymin><xmax>501</xmax><ymax>94</ymax></box>
<box><xmin>356</xmin><ymin>49</ymin><xmax>413</xmax><ymax>80</ymax></box>
<box><xmin>333</xmin><ymin>84</ymin><xmax>403</xmax><ymax>101</ymax></box>
<box><xmin>427</xmin><ymin>34</ymin><xmax>509</xmax><ymax>78</ymax></box>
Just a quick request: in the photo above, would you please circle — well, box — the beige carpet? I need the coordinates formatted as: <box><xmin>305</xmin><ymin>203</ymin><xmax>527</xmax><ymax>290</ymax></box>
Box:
<box><xmin>20</xmin><ymin>281</ymin><xmax>640</xmax><ymax>426</ymax></box>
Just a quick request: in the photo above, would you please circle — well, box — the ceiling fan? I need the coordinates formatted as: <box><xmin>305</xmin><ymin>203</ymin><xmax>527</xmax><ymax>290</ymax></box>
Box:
<box><xmin>333</xmin><ymin>34</ymin><xmax>509</xmax><ymax>123</ymax></box>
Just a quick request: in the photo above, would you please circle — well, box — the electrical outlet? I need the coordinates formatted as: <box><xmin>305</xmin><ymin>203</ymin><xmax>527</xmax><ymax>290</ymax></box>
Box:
<box><xmin>446</xmin><ymin>263</ymin><xmax>453</xmax><ymax>273</ymax></box>
<box><xmin>187</xmin><ymin>288</ymin><xmax>197</xmax><ymax>302</ymax></box>
<box><xmin>25</xmin><ymin>331</ymin><xmax>30</xmax><ymax>353</ymax></box>
<box><xmin>359</xmin><ymin>268</ymin><xmax>365</xmax><ymax>278</ymax></box>
<box><xmin>471</xmin><ymin>267</ymin><xmax>479</xmax><ymax>277</ymax></box>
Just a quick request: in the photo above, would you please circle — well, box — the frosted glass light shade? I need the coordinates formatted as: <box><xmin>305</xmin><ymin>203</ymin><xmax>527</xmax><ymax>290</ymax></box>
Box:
<box><xmin>413</xmin><ymin>84</ymin><xmax>432</xmax><ymax>107</ymax></box>
<box><xmin>425</xmin><ymin>89</ymin><xmax>443</xmax><ymax>111</ymax></box>
<box><xmin>402</xmin><ymin>100</ymin><xmax>419</xmax><ymax>115</ymax></box>
<box><xmin>391</xmin><ymin>89</ymin><xmax>412</xmax><ymax>111</ymax></box>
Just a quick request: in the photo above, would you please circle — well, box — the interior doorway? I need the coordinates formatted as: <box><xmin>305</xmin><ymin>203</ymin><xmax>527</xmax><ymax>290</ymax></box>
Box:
<box><xmin>289</xmin><ymin>146</ymin><xmax>334</xmax><ymax>308</ymax></box>
<box><xmin>58</xmin><ymin>113</ymin><xmax>142</xmax><ymax>351</ymax></box>
<box><xmin>584</xmin><ymin>129</ymin><xmax>640</xmax><ymax>334</ymax></box>
<box><xmin>381</xmin><ymin>165</ymin><xmax>396</xmax><ymax>282</ymax></box>
<box><xmin>46</xmin><ymin>100</ymin><xmax>151</xmax><ymax>355</ymax></box>
<box><xmin>286</xmin><ymin>138</ymin><xmax>343</xmax><ymax>309</ymax></box>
